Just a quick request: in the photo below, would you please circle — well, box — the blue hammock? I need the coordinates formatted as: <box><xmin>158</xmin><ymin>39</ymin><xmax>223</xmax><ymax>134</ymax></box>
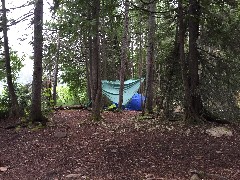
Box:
<box><xmin>102</xmin><ymin>79</ymin><xmax>144</xmax><ymax>105</ymax></box>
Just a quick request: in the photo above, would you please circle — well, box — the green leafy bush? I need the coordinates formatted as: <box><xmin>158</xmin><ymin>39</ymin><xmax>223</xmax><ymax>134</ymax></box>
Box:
<box><xmin>0</xmin><ymin>88</ymin><xmax>10</xmax><ymax>118</ymax></box>
<box><xmin>56</xmin><ymin>85</ymin><xmax>87</xmax><ymax>106</ymax></box>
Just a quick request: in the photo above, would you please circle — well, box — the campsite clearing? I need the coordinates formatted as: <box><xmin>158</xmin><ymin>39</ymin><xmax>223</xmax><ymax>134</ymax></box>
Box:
<box><xmin>0</xmin><ymin>110</ymin><xmax>240</xmax><ymax>179</ymax></box>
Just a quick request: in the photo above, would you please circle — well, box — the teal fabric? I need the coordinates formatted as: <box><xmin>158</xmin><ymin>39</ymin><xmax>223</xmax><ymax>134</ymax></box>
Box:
<box><xmin>102</xmin><ymin>79</ymin><xmax>144</xmax><ymax>105</ymax></box>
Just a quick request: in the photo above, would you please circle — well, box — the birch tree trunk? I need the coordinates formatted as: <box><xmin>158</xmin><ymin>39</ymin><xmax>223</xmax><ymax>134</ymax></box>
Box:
<box><xmin>31</xmin><ymin>0</ymin><xmax>44</xmax><ymax>122</ymax></box>
<box><xmin>1</xmin><ymin>0</ymin><xmax>20</xmax><ymax>117</ymax></box>
<box><xmin>118</xmin><ymin>0</ymin><xmax>130</xmax><ymax>110</ymax></box>
<box><xmin>145</xmin><ymin>0</ymin><xmax>156</xmax><ymax>114</ymax></box>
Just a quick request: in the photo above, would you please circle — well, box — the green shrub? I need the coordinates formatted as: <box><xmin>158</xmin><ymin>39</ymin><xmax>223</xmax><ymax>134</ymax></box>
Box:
<box><xmin>56</xmin><ymin>85</ymin><xmax>87</xmax><ymax>106</ymax></box>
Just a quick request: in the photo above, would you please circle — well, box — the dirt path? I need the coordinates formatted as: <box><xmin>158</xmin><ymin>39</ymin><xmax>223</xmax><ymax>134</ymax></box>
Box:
<box><xmin>0</xmin><ymin>110</ymin><xmax>239</xmax><ymax>180</ymax></box>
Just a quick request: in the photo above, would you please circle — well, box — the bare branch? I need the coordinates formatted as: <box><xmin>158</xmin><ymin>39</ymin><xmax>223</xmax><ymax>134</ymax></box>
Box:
<box><xmin>9</xmin><ymin>1</ymin><xmax>35</xmax><ymax>10</ymax></box>
<box><xmin>8</xmin><ymin>12</ymin><xmax>34</xmax><ymax>27</ymax></box>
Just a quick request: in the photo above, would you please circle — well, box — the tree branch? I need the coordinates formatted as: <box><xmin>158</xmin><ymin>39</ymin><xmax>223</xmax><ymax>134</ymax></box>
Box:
<box><xmin>9</xmin><ymin>1</ymin><xmax>34</xmax><ymax>10</ymax></box>
<box><xmin>8</xmin><ymin>12</ymin><xmax>33</xmax><ymax>27</ymax></box>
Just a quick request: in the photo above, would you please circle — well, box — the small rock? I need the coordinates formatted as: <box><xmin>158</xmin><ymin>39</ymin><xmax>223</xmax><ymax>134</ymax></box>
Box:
<box><xmin>206</xmin><ymin>127</ymin><xmax>233</xmax><ymax>137</ymax></box>
<box><xmin>0</xmin><ymin>166</ymin><xmax>8</xmax><ymax>172</ymax></box>
<box><xmin>190</xmin><ymin>174</ymin><xmax>201</xmax><ymax>180</ymax></box>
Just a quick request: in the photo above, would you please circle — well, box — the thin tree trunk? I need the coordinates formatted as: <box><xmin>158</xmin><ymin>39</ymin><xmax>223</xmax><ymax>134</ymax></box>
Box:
<box><xmin>137</xmin><ymin>11</ymin><xmax>145</xmax><ymax>115</ymax></box>
<box><xmin>1</xmin><ymin>0</ymin><xmax>20</xmax><ymax>117</ymax></box>
<box><xmin>101</xmin><ymin>33</ymin><xmax>107</xmax><ymax>80</ymax></box>
<box><xmin>145</xmin><ymin>0</ymin><xmax>156</xmax><ymax>114</ymax></box>
<box><xmin>89</xmin><ymin>35</ymin><xmax>93</xmax><ymax>103</ymax></box>
<box><xmin>131</xmin><ymin>39</ymin><xmax>134</xmax><ymax>78</ymax></box>
<box><xmin>84</xmin><ymin>33</ymin><xmax>91</xmax><ymax>103</ymax></box>
<box><xmin>91</xmin><ymin>0</ymin><xmax>102</xmax><ymax>121</ymax></box>
<box><xmin>178</xmin><ymin>0</ymin><xmax>191</xmax><ymax>117</ymax></box>
<box><xmin>138</xmin><ymin>15</ymin><xmax>143</xmax><ymax>79</ymax></box>
<box><xmin>101</xmin><ymin>0</ymin><xmax>107</xmax><ymax>80</ymax></box>
<box><xmin>119</xmin><ymin>0</ymin><xmax>130</xmax><ymax>110</ymax></box>
<box><xmin>52</xmin><ymin>33</ymin><xmax>60</xmax><ymax>106</ymax></box>
<box><xmin>31</xmin><ymin>0</ymin><xmax>44</xmax><ymax>122</ymax></box>
<box><xmin>87</xmin><ymin>8</ymin><xmax>93</xmax><ymax>104</ymax></box>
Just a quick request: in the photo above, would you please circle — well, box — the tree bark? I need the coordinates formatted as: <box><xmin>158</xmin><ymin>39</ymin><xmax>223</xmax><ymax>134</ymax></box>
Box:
<box><xmin>119</xmin><ymin>0</ymin><xmax>130</xmax><ymax>110</ymax></box>
<box><xmin>137</xmin><ymin>11</ymin><xmax>145</xmax><ymax>115</ymax></box>
<box><xmin>91</xmin><ymin>0</ymin><xmax>102</xmax><ymax>121</ymax></box>
<box><xmin>145</xmin><ymin>0</ymin><xmax>156</xmax><ymax>114</ymax></box>
<box><xmin>1</xmin><ymin>0</ymin><xmax>20</xmax><ymax>117</ymax></box>
<box><xmin>188</xmin><ymin>0</ymin><xmax>202</xmax><ymax>116</ymax></box>
<box><xmin>52</xmin><ymin>33</ymin><xmax>60</xmax><ymax>106</ymax></box>
<box><xmin>31</xmin><ymin>0</ymin><xmax>44</xmax><ymax>122</ymax></box>
<box><xmin>85</xmin><ymin>33</ymin><xmax>92</xmax><ymax>103</ymax></box>
<box><xmin>178</xmin><ymin>0</ymin><xmax>191</xmax><ymax>116</ymax></box>
<box><xmin>87</xmin><ymin>10</ymin><xmax>93</xmax><ymax>103</ymax></box>
<box><xmin>101</xmin><ymin>33</ymin><xmax>107</xmax><ymax>80</ymax></box>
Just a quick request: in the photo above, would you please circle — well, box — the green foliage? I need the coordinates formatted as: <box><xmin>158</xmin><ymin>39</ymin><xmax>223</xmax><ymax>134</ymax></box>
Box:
<box><xmin>16</xmin><ymin>83</ymin><xmax>32</xmax><ymax>116</ymax></box>
<box><xmin>56</xmin><ymin>85</ymin><xmax>87</xmax><ymax>106</ymax></box>
<box><xmin>0</xmin><ymin>50</ymin><xmax>24</xmax><ymax>81</ymax></box>
<box><xmin>41</xmin><ymin>87</ymin><xmax>54</xmax><ymax>115</ymax></box>
<box><xmin>0</xmin><ymin>88</ymin><xmax>10</xmax><ymax>118</ymax></box>
<box><xmin>0</xmin><ymin>83</ymin><xmax>33</xmax><ymax>119</ymax></box>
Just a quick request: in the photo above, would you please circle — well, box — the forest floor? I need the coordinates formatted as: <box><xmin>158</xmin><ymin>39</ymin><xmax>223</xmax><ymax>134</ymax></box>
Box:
<box><xmin>0</xmin><ymin>109</ymin><xmax>240</xmax><ymax>180</ymax></box>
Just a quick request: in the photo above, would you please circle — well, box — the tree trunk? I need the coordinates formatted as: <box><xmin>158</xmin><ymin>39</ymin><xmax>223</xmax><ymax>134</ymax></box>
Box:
<box><xmin>101</xmin><ymin>0</ymin><xmax>107</xmax><ymax>80</ymax></box>
<box><xmin>87</xmin><ymin>9</ymin><xmax>93</xmax><ymax>104</ymax></box>
<box><xmin>178</xmin><ymin>0</ymin><xmax>204</xmax><ymax>122</ymax></box>
<box><xmin>101</xmin><ymin>33</ymin><xmax>107</xmax><ymax>80</ymax></box>
<box><xmin>1</xmin><ymin>0</ymin><xmax>20</xmax><ymax>117</ymax></box>
<box><xmin>188</xmin><ymin>0</ymin><xmax>202</xmax><ymax>115</ymax></box>
<box><xmin>178</xmin><ymin>0</ymin><xmax>191</xmax><ymax>116</ymax></box>
<box><xmin>85</xmin><ymin>33</ymin><xmax>92</xmax><ymax>103</ymax></box>
<box><xmin>137</xmin><ymin>12</ymin><xmax>145</xmax><ymax>115</ymax></box>
<box><xmin>119</xmin><ymin>0</ymin><xmax>130</xmax><ymax>110</ymax></box>
<box><xmin>145</xmin><ymin>0</ymin><xmax>156</xmax><ymax>114</ymax></box>
<box><xmin>52</xmin><ymin>33</ymin><xmax>60</xmax><ymax>106</ymax></box>
<box><xmin>91</xmin><ymin>0</ymin><xmax>102</xmax><ymax>121</ymax></box>
<box><xmin>31</xmin><ymin>0</ymin><xmax>44</xmax><ymax>122</ymax></box>
<box><xmin>130</xmin><ymin>39</ymin><xmax>134</xmax><ymax>78</ymax></box>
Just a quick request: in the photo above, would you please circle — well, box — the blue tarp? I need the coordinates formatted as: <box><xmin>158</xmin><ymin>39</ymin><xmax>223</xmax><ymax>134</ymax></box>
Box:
<box><xmin>126</xmin><ymin>93</ymin><xmax>145</xmax><ymax>111</ymax></box>
<box><xmin>102</xmin><ymin>79</ymin><xmax>144</xmax><ymax>105</ymax></box>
